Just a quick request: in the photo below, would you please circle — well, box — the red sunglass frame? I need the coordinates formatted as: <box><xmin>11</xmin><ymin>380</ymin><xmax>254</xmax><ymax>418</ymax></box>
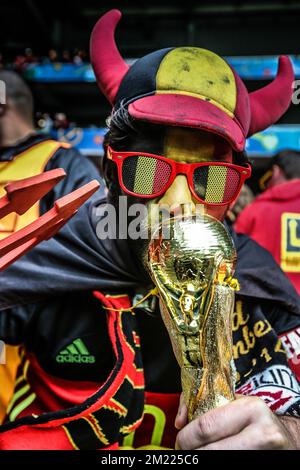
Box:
<box><xmin>107</xmin><ymin>146</ymin><xmax>252</xmax><ymax>206</ymax></box>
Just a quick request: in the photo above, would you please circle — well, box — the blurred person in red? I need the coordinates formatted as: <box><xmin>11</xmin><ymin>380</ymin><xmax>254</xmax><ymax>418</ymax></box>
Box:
<box><xmin>62</xmin><ymin>49</ymin><xmax>71</xmax><ymax>63</ymax></box>
<box><xmin>24</xmin><ymin>48</ymin><xmax>37</xmax><ymax>64</ymax></box>
<box><xmin>14</xmin><ymin>48</ymin><xmax>38</xmax><ymax>71</ymax></box>
<box><xmin>235</xmin><ymin>150</ymin><xmax>300</xmax><ymax>294</ymax></box>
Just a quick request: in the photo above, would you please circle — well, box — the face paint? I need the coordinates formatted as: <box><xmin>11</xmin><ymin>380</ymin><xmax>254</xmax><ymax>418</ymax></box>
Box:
<box><xmin>154</xmin><ymin>127</ymin><xmax>234</xmax><ymax>221</ymax></box>
<box><xmin>163</xmin><ymin>128</ymin><xmax>218</xmax><ymax>163</ymax></box>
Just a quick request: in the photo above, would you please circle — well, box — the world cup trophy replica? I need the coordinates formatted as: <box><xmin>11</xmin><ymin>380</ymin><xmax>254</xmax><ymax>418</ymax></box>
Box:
<box><xmin>144</xmin><ymin>212</ymin><xmax>237</xmax><ymax>421</ymax></box>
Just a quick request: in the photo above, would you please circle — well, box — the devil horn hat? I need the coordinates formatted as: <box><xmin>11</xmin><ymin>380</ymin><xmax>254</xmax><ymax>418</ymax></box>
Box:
<box><xmin>90</xmin><ymin>9</ymin><xmax>128</xmax><ymax>105</ymax></box>
<box><xmin>248</xmin><ymin>56</ymin><xmax>294</xmax><ymax>136</ymax></box>
<box><xmin>90</xmin><ymin>9</ymin><xmax>294</xmax><ymax>144</ymax></box>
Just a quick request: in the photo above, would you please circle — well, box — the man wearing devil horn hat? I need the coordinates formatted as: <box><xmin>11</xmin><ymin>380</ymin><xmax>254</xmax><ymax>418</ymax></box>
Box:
<box><xmin>0</xmin><ymin>9</ymin><xmax>300</xmax><ymax>450</ymax></box>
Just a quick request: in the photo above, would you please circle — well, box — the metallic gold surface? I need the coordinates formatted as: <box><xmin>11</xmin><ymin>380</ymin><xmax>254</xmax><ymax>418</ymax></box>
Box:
<box><xmin>144</xmin><ymin>213</ymin><xmax>237</xmax><ymax>421</ymax></box>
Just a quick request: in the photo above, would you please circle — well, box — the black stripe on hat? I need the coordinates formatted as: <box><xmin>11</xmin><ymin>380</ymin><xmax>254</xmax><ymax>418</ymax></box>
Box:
<box><xmin>115</xmin><ymin>48</ymin><xmax>174</xmax><ymax>109</ymax></box>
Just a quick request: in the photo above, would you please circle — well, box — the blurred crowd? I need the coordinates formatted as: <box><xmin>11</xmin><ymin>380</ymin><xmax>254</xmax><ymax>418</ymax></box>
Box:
<box><xmin>36</xmin><ymin>111</ymin><xmax>71</xmax><ymax>133</ymax></box>
<box><xmin>0</xmin><ymin>48</ymin><xmax>88</xmax><ymax>71</ymax></box>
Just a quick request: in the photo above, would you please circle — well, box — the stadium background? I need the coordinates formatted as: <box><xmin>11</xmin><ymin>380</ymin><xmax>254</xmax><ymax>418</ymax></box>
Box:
<box><xmin>1</xmin><ymin>0</ymin><xmax>300</xmax><ymax>193</ymax></box>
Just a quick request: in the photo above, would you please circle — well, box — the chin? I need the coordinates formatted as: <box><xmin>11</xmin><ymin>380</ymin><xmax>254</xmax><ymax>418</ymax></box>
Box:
<box><xmin>205</xmin><ymin>205</ymin><xmax>229</xmax><ymax>222</ymax></box>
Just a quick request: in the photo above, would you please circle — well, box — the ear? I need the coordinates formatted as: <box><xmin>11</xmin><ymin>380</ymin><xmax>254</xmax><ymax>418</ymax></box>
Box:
<box><xmin>272</xmin><ymin>164</ymin><xmax>285</xmax><ymax>179</ymax></box>
<box><xmin>0</xmin><ymin>96</ymin><xmax>13</xmax><ymax>116</ymax></box>
<box><xmin>268</xmin><ymin>164</ymin><xmax>286</xmax><ymax>188</ymax></box>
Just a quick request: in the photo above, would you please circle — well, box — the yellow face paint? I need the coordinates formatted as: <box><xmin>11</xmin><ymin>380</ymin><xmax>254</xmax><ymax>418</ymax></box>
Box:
<box><xmin>163</xmin><ymin>127</ymin><xmax>232</xmax><ymax>163</ymax></box>
<box><xmin>152</xmin><ymin>127</ymin><xmax>233</xmax><ymax>221</ymax></box>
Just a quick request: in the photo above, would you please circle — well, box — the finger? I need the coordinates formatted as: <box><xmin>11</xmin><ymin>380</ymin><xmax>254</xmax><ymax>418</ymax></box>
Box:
<box><xmin>197</xmin><ymin>424</ymin><xmax>258</xmax><ymax>450</ymax></box>
<box><xmin>176</xmin><ymin>393</ymin><xmax>249</xmax><ymax>432</ymax></box>
<box><xmin>197</xmin><ymin>423</ymin><xmax>289</xmax><ymax>450</ymax></box>
<box><xmin>176</xmin><ymin>397</ymin><xmax>264</xmax><ymax>450</ymax></box>
<box><xmin>175</xmin><ymin>393</ymin><xmax>188</xmax><ymax>430</ymax></box>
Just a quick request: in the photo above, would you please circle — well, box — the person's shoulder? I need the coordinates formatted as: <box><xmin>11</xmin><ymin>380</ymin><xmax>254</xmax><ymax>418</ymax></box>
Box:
<box><xmin>46</xmin><ymin>143</ymin><xmax>101</xmax><ymax>180</ymax></box>
<box><xmin>235</xmin><ymin>231</ymin><xmax>277</xmax><ymax>264</ymax></box>
<box><xmin>234</xmin><ymin>229</ymin><xmax>285</xmax><ymax>280</ymax></box>
<box><xmin>50</xmin><ymin>144</ymin><xmax>88</xmax><ymax>166</ymax></box>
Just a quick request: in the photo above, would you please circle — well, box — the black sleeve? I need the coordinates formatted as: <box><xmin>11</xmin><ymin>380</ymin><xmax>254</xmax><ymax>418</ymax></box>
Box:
<box><xmin>0</xmin><ymin>304</ymin><xmax>36</xmax><ymax>345</ymax></box>
<box><xmin>41</xmin><ymin>146</ymin><xmax>106</xmax><ymax>213</ymax></box>
<box><xmin>262</xmin><ymin>301</ymin><xmax>300</xmax><ymax>336</ymax></box>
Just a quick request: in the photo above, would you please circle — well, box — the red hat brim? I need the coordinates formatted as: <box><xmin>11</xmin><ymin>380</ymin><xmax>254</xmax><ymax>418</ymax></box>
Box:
<box><xmin>128</xmin><ymin>93</ymin><xmax>245</xmax><ymax>152</ymax></box>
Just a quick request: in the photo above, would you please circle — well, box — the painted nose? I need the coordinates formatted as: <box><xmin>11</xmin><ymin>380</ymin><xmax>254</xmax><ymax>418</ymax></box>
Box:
<box><xmin>158</xmin><ymin>175</ymin><xmax>197</xmax><ymax>212</ymax></box>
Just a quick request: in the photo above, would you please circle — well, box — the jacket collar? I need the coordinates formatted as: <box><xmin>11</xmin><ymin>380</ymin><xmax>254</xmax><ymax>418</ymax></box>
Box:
<box><xmin>0</xmin><ymin>133</ymin><xmax>52</xmax><ymax>162</ymax></box>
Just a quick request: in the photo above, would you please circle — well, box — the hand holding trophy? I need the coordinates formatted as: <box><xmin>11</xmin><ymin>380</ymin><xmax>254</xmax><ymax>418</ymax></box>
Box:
<box><xmin>144</xmin><ymin>212</ymin><xmax>237</xmax><ymax>421</ymax></box>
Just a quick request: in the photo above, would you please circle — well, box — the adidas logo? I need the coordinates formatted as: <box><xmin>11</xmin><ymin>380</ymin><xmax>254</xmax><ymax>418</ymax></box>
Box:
<box><xmin>56</xmin><ymin>338</ymin><xmax>95</xmax><ymax>364</ymax></box>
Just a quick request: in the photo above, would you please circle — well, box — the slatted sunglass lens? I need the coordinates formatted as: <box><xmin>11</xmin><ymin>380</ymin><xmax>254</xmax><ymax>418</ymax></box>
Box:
<box><xmin>193</xmin><ymin>165</ymin><xmax>241</xmax><ymax>203</ymax></box>
<box><xmin>122</xmin><ymin>156</ymin><xmax>172</xmax><ymax>195</ymax></box>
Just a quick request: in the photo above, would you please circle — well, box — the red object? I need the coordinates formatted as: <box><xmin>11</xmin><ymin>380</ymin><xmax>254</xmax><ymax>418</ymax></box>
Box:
<box><xmin>90</xmin><ymin>9</ymin><xmax>294</xmax><ymax>151</ymax></box>
<box><xmin>108</xmin><ymin>146</ymin><xmax>251</xmax><ymax>205</ymax></box>
<box><xmin>0</xmin><ymin>169</ymin><xmax>65</xmax><ymax>219</ymax></box>
<box><xmin>0</xmin><ymin>172</ymin><xmax>100</xmax><ymax>271</ymax></box>
<box><xmin>279</xmin><ymin>327</ymin><xmax>300</xmax><ymax>383</ymax></box>
<box><xmin>131</xmin><ymin>391</ymin><xmax>180</xmax><ymax>449</ymax></box>
<box><xmin>90</xmin><ymin>9</ymin><xmax>129</xmax><ymax>105</ymax></box>
<box><xmin>248</xmin><ymin>57</ymin><xmax>294</xmax><ymax>136</ymax></box>
<box><xmin>235</xmin><ymin>179</ymin><xmax>300</xmax><ymax>294</ymax></box>
<box><xmin>128</xmin><ymin>93</ymin><xmax>247</xmax><ymax>152</ymax></box>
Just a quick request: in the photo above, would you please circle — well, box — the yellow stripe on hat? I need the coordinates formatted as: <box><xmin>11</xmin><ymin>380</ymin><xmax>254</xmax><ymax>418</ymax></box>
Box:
<box><xmin>134</xmin><ymin>156</ymin><xmax>156</xmax><ymax>194</ymax></box>
<box><xmin>156</xmin><ymin>47</ymin><xmax>237</xmax><ymax>117</ymax></box>
<box><xmin>205</xmin><ymin>166</ymin><xmax>227</xmax><ymax>203</ymax></box>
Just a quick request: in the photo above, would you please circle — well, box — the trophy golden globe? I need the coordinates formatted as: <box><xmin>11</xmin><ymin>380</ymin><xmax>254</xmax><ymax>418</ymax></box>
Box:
<box><xmin>145</xmin><ymin>212</ymin><xmax>237</xmax><ymax>421</ymax></box>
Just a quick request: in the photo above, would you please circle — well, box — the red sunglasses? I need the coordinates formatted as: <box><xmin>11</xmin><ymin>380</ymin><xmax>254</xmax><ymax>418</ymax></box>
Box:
<box><xmin>107</xmin><ymin>146</ymin><xmax>251</xmax><ymax>206</ymax></box>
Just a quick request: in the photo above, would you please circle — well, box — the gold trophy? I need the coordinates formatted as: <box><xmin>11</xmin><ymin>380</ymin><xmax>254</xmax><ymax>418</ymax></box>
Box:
<box><xmin>144</xmin><ymin>213</ymin><xmax>237</xmax><ymax>421</ymax></box>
